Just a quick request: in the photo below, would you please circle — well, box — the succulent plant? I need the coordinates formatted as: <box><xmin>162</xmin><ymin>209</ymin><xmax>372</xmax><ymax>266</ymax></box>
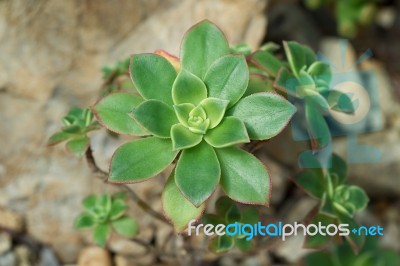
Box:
<box><xmin>47</xmin><ymin>107</ymin><xmax>99</xmax><ymax>157</ymax></box>
<box><xmin>92</xmin><ymin>20</ymin><xmax>296</xmax><ymax>230</ymax></box>
<box><xmin>75</xmin><ymin>193</ymin><xmax>138</xmax><ymax>247</ymax></box>
<box><xmin>203</xmin><ymin>196</ymin><xmax>259</xmax><ymax>253</ymax></box>
<box><xmin>295</xmin><ymin>154</ymin><xmax>369</xmax><ymax>252</ymax></box>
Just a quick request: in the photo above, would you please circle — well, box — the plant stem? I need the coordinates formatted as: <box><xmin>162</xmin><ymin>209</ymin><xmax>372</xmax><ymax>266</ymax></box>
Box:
<box><xmin>84</xmin><ymin>146</ymin><xmax>170</xmax><ymax>226</ymax></box>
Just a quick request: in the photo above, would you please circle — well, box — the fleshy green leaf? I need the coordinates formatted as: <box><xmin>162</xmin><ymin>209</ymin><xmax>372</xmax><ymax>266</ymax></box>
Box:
<box><xmin>226</xmin><ymin>205</ymin><xmax>241</xmax><ymax>223</ymax></box>
<box><xmin>304</xmin><ymin>89</ymin><xmax>330</xmax><ymax>111</ymax></box>
<box><xmin>75</xmin><ymin>213</ymin><xmax>96</xmax><ymax>229</ymax></box>
<box><xmin>93</xmin><ymin>223</ymin><xmax>110</xmax><ymax>247</ymax></box>
<box><xmin>109</xmin><ymin>137</ymin><xmax>178</xmax><ymax>183</ymax></box>
<box><xmin>188</xmin><ymin>118</ymin><xmax>210</xmax><ymax>135</ymax></box>
<box><xmin>209</xmin><ymin>235</ymin><xmax>234</xmax><ymax>253</ymax></box>
<box><xmin>303</xmin><ymin>213</ymin><xmax>335</xmax><ymax>249</ymax></box>
<box><xmin>173</xmin><ymin>103</ymin><xmax>195</xmax><ymax>127</ymax></box>
<box><xmin>303</xmin><ymin>45</ymin><xmax>317</xmax><ymax>66</ymax></box>
<box><xmin>297</xmin><ymin>70</ymin><xmax>316</xmax><ymax>93</ymax></box>
<box><xmin>131</xmin><ymin>100</ymin><xmax>177</xmax><ymax>138</ymax></box>
<box><xmin>92</xmin><ymin>93</ymin><xmax>147</xmax><ymax>135</ymax></box>
<box><xmin>336</xmin><ymin>211</ymin><xmax>366</xmax><ymax>254</ymax></box>
<box><xmin>216</xmin><ymin>147</ymin><xmax>270</xmax><ymax>205</ymax></box>
<box><xmin>181</xmin><ymin>20</ymin><xmax>229</xmax><ymax>79</ymax></box>
<box><xmin>274</xmin><ymin>67</ymin><xmax>297</xmax><ymax>94</ymax></box>
<box><xmin>235</xmin><ymin>237</ymin><xmax>253</xmax><ymax>252</ymax></box>
<box><xmin>328</xmin><ymin>90</ymin><xmax>355</xmax><ymax>114</ymax></box>
<box><xmin>283</xmin><ymin>41</ymin><xmax>306</xmax><ymax>77</ymax></box>
<box><xmin>294</xmin><ymin>170</ymin><xmax>324</xmax><ymax>199</ymax></box>
<box><xmin>130</xmin><ymin>53</ymin><xmax>176</xmax><ymax>105</ymax></box>
<box><xmin>243</xmin><ymin>74</ymin><xmax>274</xmax><ymax>97</ymax></box>
<box><xmin>304</xmin><ymin>252</ymin><xmax>334</xmax><ymax>266</ymax></box>
<box><xmin>215</xmin><ymin>196</ymin><xmax>235</xmax><ymax>217</ymax></box>
<box><xmin>202</xmin><ymin>214</ymin><xmax>224</xmax><ymax>226</ymax></box>
<box><xmin>47</xmin><ymin>132</ymin><xmax>71</xmax><ymax>146</ymax></box>
<box><xmin>154</xmin><ymin>49</ymin><xmax>180</xmax><ymax>71</ymax></box>
<box><xmin>175</xmin><ymin>141</ymin><xmax>220</xmax><ymax>207</ymax></box>
<box><xmin>320</xmin><ymin>194</ymin><xmax>336</xmax><ymax>217</ymax></box>
<box><xmin>204</xmin><ymin>117</ymin><xmax>250</xmax><ymax>148</ymax></box>
<box><xmin>298</xmin><ymin>151</ymin><xmax>324</xmax><ymax>170</ymax></box>
<box><xmin>66</xmin><ymin>136</ymin><xmax>89</xmax><ymax>157</ymax></box>
<box><xmin>250</xmin><ymin>50</ymin><xmax>283</xmax><ymax>77</ymax></box>
<box><xmin>171</xmin><ymin>124</ymin><xmax>203</xmax><ymax>150</ymax></box>
<box><xmin>204</xmin><ymin>55</ymin><xmax>249</xmax><ymax>108</ymax></box>
<box><xmin>109</xmin><ymin>199</ymin><xmax>127</xmax><ymax>220</ymax></box>
<box><xmin>230</xmin><ymin>43</ymin><xmax>252</xmax><ymax>55</ymax></box>
<box><xmin>172</xmin><ymin>70</ymin><xmax>207</xmax><ymax>105</ymax></box>
<box><xmin>83</xmin><ymin>195</ymin><xmax>98</xmax><ymax>212</ymax></box>
<box><xmin>66</xmin><ymin>107</ymin><xmax>84</xmax><ymax>118</ymax></box>
<box><xmin>112</xmin><ymin>216</ymin><xmax>138</xmax><ymax>238</ymax></box>
<box><xmin>162</xmin><ymin>171</ymin><xmax>206</xmax><ymax>231</ymax></box>
<box><xmin>305</xmin><ymin>102</ymin><xmax>331</xmax><ymax>147</ymax></box>
<box><xmin>330</xmin><ymin>154</ymin><xmax>347</xmax><ymax>185</ymax></box>
<box><xmin>240</xmin><ymin>207</ymin><xmax>259</xmax><ymax>224</ymax></box>
<box><xmin>334</xmin><ymin>185</ymin><xmax>369</xmax><ymax>214</ymax></box>
<box><xmin>229</xmin><ymin>93</ymin><xmax>296</xmax><ymax>140</ymax></box>
<box><xmin>308</xmin><ymin>61</ymin><xmax>331</xmax><ymax>85</ymax></box>
<box><xmin>62</xmin><ymin>125</ymin><xmax>81</xmax><ymax>134</ymax></box>
<box><xmin>97</xmin><ymin>194</ymin><xmax>112</xmax><ymax>214</ymax></box>
<box><xmin>200</xmin><ymin>98</ymin><xmax>229</xmax><ymax>129</ymax></box>
<box><xmin>189</xmin><ymin>105</ymin><xmax>207</xmax><ymax>119</ymax></box>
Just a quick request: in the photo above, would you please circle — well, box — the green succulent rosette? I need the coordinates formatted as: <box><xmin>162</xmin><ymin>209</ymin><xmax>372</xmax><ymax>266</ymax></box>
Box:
<box><xmin>92</xmin><ymin>20</ymin><xmax>296</xmax><ymax>231</ymax></box>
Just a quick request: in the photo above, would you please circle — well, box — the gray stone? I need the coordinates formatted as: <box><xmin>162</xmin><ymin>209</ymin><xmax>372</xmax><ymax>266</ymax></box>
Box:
<box><xmin>39</xmin><ymin>247</ymin><xmax>60</xmax><ymax>266</ymax></box>
<box><xmin>0</xmin><ymin>251</ymin><xmax>16</xmax><ymax>266</ymax></box>
<box><xmin>274</xmin><ymin>234</ymin><xmax>311</xmax><ymax>264</ymax></box>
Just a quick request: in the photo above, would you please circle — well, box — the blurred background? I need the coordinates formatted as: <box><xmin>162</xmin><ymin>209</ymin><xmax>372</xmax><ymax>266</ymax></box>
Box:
<box><xmin>0</xmin><ymin>0</ymin><xmax>399</xmax><ymax>265</ymax></box>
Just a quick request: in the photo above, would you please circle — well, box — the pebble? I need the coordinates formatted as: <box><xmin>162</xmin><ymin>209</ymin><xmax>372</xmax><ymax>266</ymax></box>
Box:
<box><xmin>0</xmin><ymin>233</ymin><xmax>12</xmax><ymax>255</ymax></box>
<box><xmin>0</xmin><ymin>251</ymin><xmax>16</xmax><ymax>266</ymax></box>
<box><xmin>0</xmin><ymin>209</ymin><xmax>24</xmax><ymax>232</ymax></box>
<box><xmin>77</xmin><ymin>246</ymin><xmax>112</xmax><ymax>266</ymax></box>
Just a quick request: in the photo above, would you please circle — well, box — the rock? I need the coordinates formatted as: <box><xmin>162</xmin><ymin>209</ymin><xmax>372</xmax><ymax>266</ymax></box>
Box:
<box><xmin>0</xmin><ymin>208</ymin><xmax>24</xmax><ymax>232</ymax></box>
<box><xmin>108</xmin><ymin>236</ymin><xmax>147</xmax><ymax>256</ymax></box>
<box><xmin>115</xmin><ymin>253</ymin><xmax>155</xmax><ymax>266</ymax></box>
<box><xmin>333</xmin><ymin>130</ymin><xmax>400</xmax><ymax>197</ymax></box>
<box><xmin>274</xmin><ymin>234</ymin><xmax>311</xmax><ymax>263</ymax></box>
<box><xmin>0</xmin><ymin>251</ymin><xmax>16</xmax><ymax>266</ymax></box>
<box><xmin>267</xmin><ymin>3</ymin><xmax>322</xmax><ymax>48</ymax></box>
<box><xmin>0</xmin><ymin>0</ymin><xmax>268</xmax><ymax>263</ymax></box>
<box><xmin>360</xmin><ymin>59</ymin><xmax>400</xmax><ymax>126</ymax></box>
<box><xmin>320</xmin><ymin>38</ymin><xmax>383</xmax><ymax>134</ymax></box>
<box><xmin>39</xmin><ymin>246</ymin><xmax>61</xmax><ymax>266</ymax></box>
<box><xmin>0</xmin><ymin>233</ymin><xmax>12</xmax><ymax>255</ymax></box>
<box><xmin>114</xmin><ymin>255</ymin><xmax>129</xmax><ymax>266</ymax></box>
<box><xmin>77</xmin><ymin>246</ymin><xmax>112</xmax><ymax>266</ymax></box>
<box><xmin>14</xmin><ymin>245</ymin><xmax>33</xmax><ymax>266</ymax></box>
<box><xmin>110</xmin><ymin>0</ymin><xmax>267</xmax><ymax>59</ymax></box>
<box><xmin>375</xmin><ymin>7</ymin><xmax>396</xmax><ymax>29</ymax></box>
<box><xmin>381</xmin><ymin>205</ymin><xmax>400</xmax><ymax>251</ymax></box>
<box><xmin>332</xmin><ymin>59</ymin><xmax>400</xmax><ymax>198</ymax></box>
<box><xmin>241</xmin><ymin>253</ymin><xmax>271</xmax><ymax>266</ymax></box>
